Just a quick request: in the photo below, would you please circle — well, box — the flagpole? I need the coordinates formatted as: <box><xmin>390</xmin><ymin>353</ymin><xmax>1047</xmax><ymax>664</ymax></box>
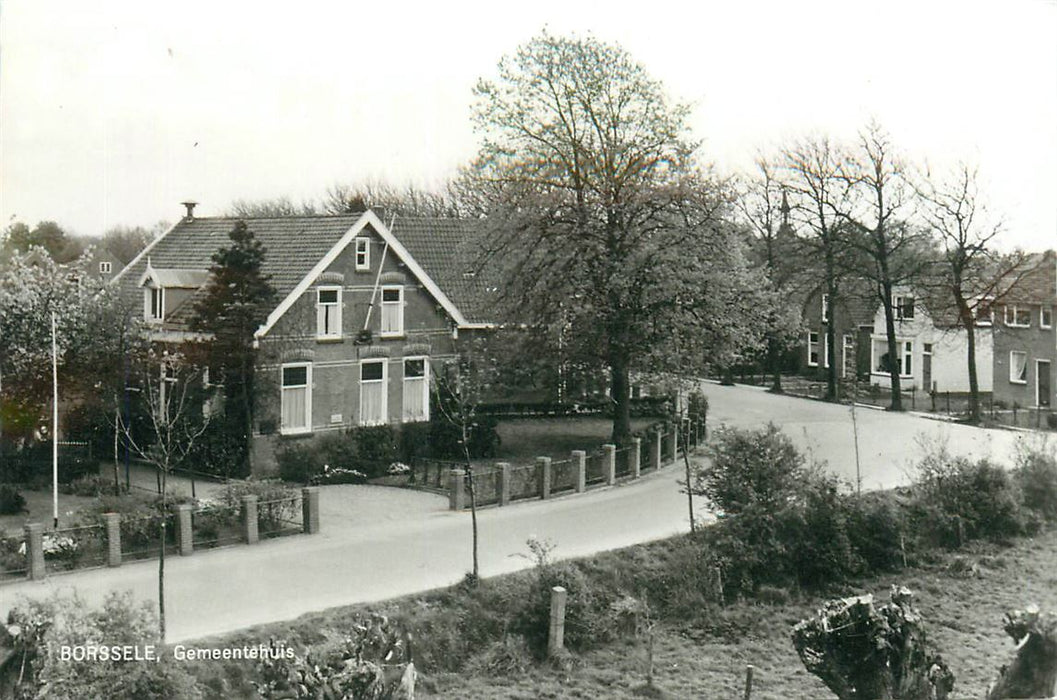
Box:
<box><xmin>52</xmin><ymin>311</ymin><xmax>59</xmax><ymax>530</ymax></box>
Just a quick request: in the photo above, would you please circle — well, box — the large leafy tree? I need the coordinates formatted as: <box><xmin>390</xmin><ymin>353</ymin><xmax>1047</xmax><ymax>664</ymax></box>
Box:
<box><xmin>467</xmin><ymin>32</ymin><xmax>766</xmax><ymax>444</ymax></box>
<box><xmin>190</xmin><ymin>221</ymin><xmax>276</xmax><ymax>474</ymax></box>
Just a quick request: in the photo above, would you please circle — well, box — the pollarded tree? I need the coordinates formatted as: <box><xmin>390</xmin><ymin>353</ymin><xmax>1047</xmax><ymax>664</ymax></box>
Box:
<box><xmin>468</xmin><ymin>31</ymin><xmax>763</xmax><ymax>444</ymax></box>
<box><xmin>190</xmin><ymin>220</ymin><xmax>276</xmax><ymax>475</ymax></box>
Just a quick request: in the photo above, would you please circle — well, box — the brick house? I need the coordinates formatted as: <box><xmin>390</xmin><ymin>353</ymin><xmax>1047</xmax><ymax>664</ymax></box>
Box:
<box><xmin>112</xmin><ymin>206</ymin><xmax>493</xmax><ymax>472</ymax></box>
<box><xmin>992</xmin><ymin>250</ymin><xmax>1056</xmax><ymax>409</ymax></box>
<box><xmin>865</xmin><ymin>286</ymin><xmax>993</xmax><ymax>394</ymax></box>
<box><xmin>799</xmin><ymin>280</ymin><xmax>876</xmax><ymax>381</ymax></box>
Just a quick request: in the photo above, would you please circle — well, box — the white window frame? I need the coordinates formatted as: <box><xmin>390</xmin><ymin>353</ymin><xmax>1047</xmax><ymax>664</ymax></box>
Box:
<box><xmin>821</xmin><ymin>294</ymin><xmax>830</xmax><ymax>323</ymax></box>
<box><xmin>359</xmin><ymin>359</ymin><xmax>388</xmax><ymax>426</ymax></box>
<box><xmin>894</xmin><ymin>295</ymin><xmax>915</xmax><ymax>320</ymax></box>
<box><xmin>380</xmin><ymin>285</ymin><xmax>404</xmax><ymax>337</ymax></box>
<box><xmin>973</xmin><ymin>297</ymin><xmax>994</xmax><ymax>326</ymax></box>
<box><xmin>145</xmin><ymin>286</ymin><xmax>165</xmax><ymax>323</ymax></box>
<box><xmin>280</xmin><ymin>363</ymin><xmax>312</xmax><ymax>435</ymax></box>
<box><xmin>1041</xmin><ymin>306</ymin><xmax>1053</xmax><ymax>329</ymax></box>
<box><xmin>402</xmin><ymin>357</ymin><xmax>430</xmax><ymax>423</ymax></box>
<box><xmin>355</xmin><ymin>237</ymin><xmax>370</xmax><ymax>271</ymax></box>
<box><xmin>1009</xmin><ymin>350</ymin><xmax>1028</xmax><ymax>385</ymax></box>
<box><xmin>1005</xmin><ymin>305</ymin><xmax>1031</xmax><ymax>328</ymax></box>
<box><xmin>99</xmin><ymin>261</ymin><xmax>112</xmax><ymax>274</ymax></box>
<box><xmin>315</xmin><ymin>286</ymin><xmax>342</xmax><ymax>339</ymax></box>
<box><xmin>871</xmin><ymin>338</ymin><xmax>913</xmax><ymax>378</ymax></box>
<box><xmin>807</xmin><ymin>331</ymin><xmax>820</xmax><ymax>367</ymax></box>
<box><xmin>903</xmin><ymin>341</ymin><xmax>913</xmax><ymax>378</ymax></box>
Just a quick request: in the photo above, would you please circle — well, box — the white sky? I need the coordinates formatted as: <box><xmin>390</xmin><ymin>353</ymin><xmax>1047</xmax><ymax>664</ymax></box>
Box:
<box><xmin>1</xmin><ymin>0</ymin><xmax>1055</xmax><ymax>249</ymax></box>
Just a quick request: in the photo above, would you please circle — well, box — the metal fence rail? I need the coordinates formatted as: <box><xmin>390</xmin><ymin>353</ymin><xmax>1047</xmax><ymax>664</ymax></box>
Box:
<box><xmin>191</xmin><ymin>505</ymin><xmax>242</xmax><ymax>549</ymax></box>
<box><xmin>584</xmin><ymin>452</ymin><xmax>605</xmax><ymax>485</ymax></box>
<box><xmin>615</xmin><ymin>448</ymin><xmax>632</xmax><ymax>477</ymax></box>
<box><xmin>43</xmin><ymin>524</ymin><xmax>109</xmax><ymax>574</ymax></box>
<box><xmin>508</xmin><ymin>463</ymin><xmax>539</xmax><ymax>501</ymax></box>
<box><xmin>470</xmin><ymin>468</ymin><xmax>501</xmax><ymax>507</ymax></box>
<box><xmin>257</xmin><ymin>496</ymin><xmax>303</xmax><ymax>539</ymax></box>
<box><xmin>550</xmin><ymin>458</ymin><xmax>576</xmax><ymax>494</ymax></box>
<box><xmin>121</xmin><ymin>512</ymin><xmax>179</xmax><ymax>562</ymax></box>
<box><xmin>0</xmin><ymin>533</ymin><xmax>28</xmax><ymax>581</ymax></box>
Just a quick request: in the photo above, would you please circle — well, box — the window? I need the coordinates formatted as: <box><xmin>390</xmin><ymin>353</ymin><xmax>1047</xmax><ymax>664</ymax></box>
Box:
<box><xmin>1005</xmin><ymin>305</ymin><xmax>1031</xmax><ymax>327</ymax></box>
<box><xmin>894</xmin><ymin>295</ymin><xmax>915</xmax><ymax>320</ymax></box>
<box><xmin>974</xmin><ymin>298</ymin><xmax>994</xmax><ymax>325</ymax></box>
<box><xmin>1009</xmin><ymin>351</ymin><xmax>1028</xmax><ymax>384</ymax></box>
<box><xmin>872</xmin><ymin>339</ymin><xmax>912</xmax><ymax>377</ymax></box>
<box><xmin>316</xmin><ymin>287</ymin><xmax>342</xmax><ymax>339</ymax></box>
<box><xmin>360</xmin><ymin>360</ymin><xmax>387</xmax><ymax>425</ymax></box>
<box><xmin>1041</xmin><ymin>306</ymin><xmax>1053</xmax><ymax>329</ymax></box>
<box><xmin>99</xmin><ymin>261</ymin><xmax>112</xmax><ymax>274</ymax></box>
<box><xmin>823</xmin><ymin>333</ymin><xmax>833</xmax><ymax>368</ymax></box>
<box><xmin>144</xmin><ymin>287</ymin><xmax>164</xmax><ymax>322</ymax></box>
<box><xmin>281</xmin><ymin>364</ymin><xmax>311</xmax><ymax>434</ymax></box>
<box><xmin>821</xmin><ymin>294</ymin><xmax>830</xmax><ymax>323</ymax></box>
<box><xmin>380</xmin><ymin>286</ymin><xmax>404</xmax><ymax>337</ymax></box>
<box><xmin>807</xmin><ymin>332</ymin><xmax>820</xmax><ymax>367</ymax></box>
<box><xmin>402</xmin><ymin>358</ymin><xmax>429</xmax><ymax>422</ymax></box>
<box><xmin>355</xmin><ymin>238</ymin><xmax>370</xmax><ymax>271</ymax></box>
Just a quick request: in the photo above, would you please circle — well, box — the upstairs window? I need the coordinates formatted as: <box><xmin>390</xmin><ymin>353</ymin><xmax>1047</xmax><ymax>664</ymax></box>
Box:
<box><xmin>894</xmin><ymin>295</ymin><xmax>915</xmax><ymax>320</ymax></box>
<box><xmin>145</xmin><ymin>287</ymin><xmax>165</xmax><ymax>322</ymax></box>
<box><xmin>1005</xmin><ymin>305</ymin><xmax>1031</xmax><ymax>327</ymax></box>
<box><xmin>316</xmin><ymin>287</ymin><xmax>342</xmax><ymax>339</ymax></box>
<box><xmin>99</xmin><ymin>261</ymin><xmax>112</xmax><ymax>274</ymax></box>
<box><xmin>974</xmin><ymin>298</ymin><xmax>994</xmax><ymax>326</ymax></box>
<box><xmin>380</xmin><ymin>286</ymin><xmax>404</xmax><ymax>337</ymax></box>
<box><xmin>1041</xmin><ymin>306</ymin><xmax>1053</xmax><ymax>329</ymax></box>
<box><xmin>360</xmin><ymin>360</ymin><xmax>387</xmax><ymax>426</ymax></box>
<box><xmin>402</xmin><ymin>358</ymin><xmax>429</xmax><ymax>422</ymax></box>
<box><xmin>821</xmin><ymin>294</ymin><xmax>830</xmax><ymax>323</ymax></box>
<box><xmin>355</xmin><ymin>237</ymin><xmax>370</xmax><ymax>271</ymax></box>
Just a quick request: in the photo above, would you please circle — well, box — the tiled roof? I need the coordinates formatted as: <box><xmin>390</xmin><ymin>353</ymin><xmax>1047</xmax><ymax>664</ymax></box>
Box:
<box><xmin>997</xmin><ymin>250</ymin><xmax>1057</xmax><ymax>305</ymax></box>
<box><xmin>115</xmin><ymin>212</ymin><xmax>495</xmax><ymax>328</ymax></box>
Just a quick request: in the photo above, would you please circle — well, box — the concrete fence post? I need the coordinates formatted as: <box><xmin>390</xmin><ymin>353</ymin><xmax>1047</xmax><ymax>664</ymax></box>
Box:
<box><xmin>497</xmin><ymin>463</ymin><xmax>511</xmax><ymax>506</ymax></box>
<box><xmin>651</xmin><ymin>429</ymin><xmax>662</xmax><ymax>471</ymax></box>
<box><xmin>667</xmin><ymin>428</ymin><xmax>678</xmax><ymax>464</ymax></box>
<box><xmin>631</xmin><ymin>437</ymin><xmax>642</xmax><ymax>479</ymax></box>
<box><xmin>572</xmin><ymin>450</ymin><xmax>586</xmax><ymax>493</ymax></box>
<box><xmin>538</xmin><ymin>457</ymin><xmax>553</xmax><ymax>499</ymax></box>
<box><xmin>603</xmin><ymin>444</ymin><xmax>616</xmax><ymax>486</ymax></box>
<box><xmin>448</xmin><ymin>469</ymin><xmax>466</xmax><ymax>511</ymax></box>
<box><xmin>548</xmin><ymin>585</ymin><xmax>568</xmax><ymax>657</ymax></box>
<box><xmin>24</xmin><ymin>523</ymin><xmax>45</xmax><ymax>581</ymax></box>
<box><xmin>242</xmin><ymin>494</ymin><xmax>259</xmax><ymax>545</ymax></box>
<box><xmin>103</xmin><ymin>512</ymin><xmax>122</xmax><ymax>567</ymax></box>
<box><xmin>302</xmin><ymin>487</ymin><xmax>320</xmax><ymax>534</ymax></box>
<box><xmin>175</xmin><ymin>504</ymin><xmax>193</xmax><ymax>556</ymax></box>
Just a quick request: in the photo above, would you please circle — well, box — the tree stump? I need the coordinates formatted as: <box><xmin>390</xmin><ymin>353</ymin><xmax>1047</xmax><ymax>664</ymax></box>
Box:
<box><xmin>791</xmin><ymin>586</ymin><xmax>954</xmax><ymax>700</ymax></box>
<box><xmin>986</xmin><ymin>606</ymin><xmax>1057</xmax><ymax>700</ymax></box>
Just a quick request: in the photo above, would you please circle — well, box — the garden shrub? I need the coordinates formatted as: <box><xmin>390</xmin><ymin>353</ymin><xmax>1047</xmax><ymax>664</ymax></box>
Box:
<box><xmin>5</xmin><ymin>591</ymin><xmax>202</xmax><ymax>699</ymax></box>
<box><xmin>913</xmin><ymin>443</ymin><xmax>1024</xmax><ymax>546</ymax></box>
<box><xmin>697</xmin><ymin>423</ymin><xmax>805</xmax><ymax>515</ymax></box>
<box><xmin>178</xmin><ymin>415</ymin><xmax>250</xmax><ymax>478</ymax></box>
<box><xmin>276</xmin><ymin>440</ymin><xmax>320</xmax><ymax>484</ymax></box>
<box><xmin>1015</xmin><ymin>437</ymin><xmax>1057</xmax><ymax>520</ymax></box>
<box><xmin>0</xmin><ymin>483</ymin><xmax>26</xmax><ymax>514</ymax></box>
<box><xmin>513</xmin><ymin>559</ymin><xmax>615</xmax><ymax>655</ymax></box>
<box><xmin>60</xmin><ymin>474</ymin><xmax>122</xmax><ymax>498</ymax></box>
<box><xmin>785</xmin><ymin>472</ymin><xmax>856</xmax><ymax>590</ymax></box>
<box><xmin>845</xmin><ymin>492</ymin><xmax>907</xmax><ymax>572</ymax></box>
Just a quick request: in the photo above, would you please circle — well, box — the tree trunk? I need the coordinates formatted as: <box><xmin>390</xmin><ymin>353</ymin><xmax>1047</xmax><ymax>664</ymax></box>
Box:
<box><xmin>610</xmin><ymin>347</ymin><xmax>632</xmax><ymax>447</ymax></box>
<box><xmin>159</xmin><ymin>466</ymin><xmax>167</xmax><ymax>641</ymax></box>
<box><xmin>768</xmin><ymin>335</ymin><xmax>783</xmax><ymax>393</ymax></box>
<box><xmin>824</xmin><ymin>248</ymin><xmax>838</xmax><ymax>401</ymax></box>
<box><xmin>986</xmin><ymin>608</ymin><xmax>1057</xmax><ymax>699</ymax></box>
<box><xmin>462</xmin><ymin>424</ymin><xmax>479</xmax><ymax>582</ymax></box>
<box><xmin>881</xmin><ymin>281</ymin><xmax>903</xmax><ymax>411</ymax></box>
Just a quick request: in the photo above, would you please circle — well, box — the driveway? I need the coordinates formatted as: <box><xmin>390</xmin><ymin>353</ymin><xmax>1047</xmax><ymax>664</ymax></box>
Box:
<box><xmin>1</xmin><ymin>383</ymin><xmax>1030</xmax><ymax>642</ymax></box>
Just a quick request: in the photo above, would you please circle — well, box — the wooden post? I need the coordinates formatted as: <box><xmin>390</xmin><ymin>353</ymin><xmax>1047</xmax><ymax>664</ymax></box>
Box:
<box><xmin>538</xmin><ymin>457</ymin><xmax>552</xmax><ymax>499</ymax></box>
<box><xmin>497</xmin><ymin>462</ymin><xmax>511</xmax><ymax>506</ymax></box>
<box><xmin>572</xmin><ymin>450</ymin><xmax>586</xmax><ymax>493</ymax></box>
<box><xmin>744</xmin><ymin>664</ymin><xmax>754</xmax><ymax>699</ymax></box>
<box><xmin>548</xmin><ymin>586</ymin><xmax>567</xmax><ymax>657</ymax></box>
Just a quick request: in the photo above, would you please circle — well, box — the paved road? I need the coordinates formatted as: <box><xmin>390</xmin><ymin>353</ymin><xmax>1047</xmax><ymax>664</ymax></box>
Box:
<box><xmin>0</xmin><ymin>383</ymin><xmax>1028</xmax><ymax>642</ymax></box>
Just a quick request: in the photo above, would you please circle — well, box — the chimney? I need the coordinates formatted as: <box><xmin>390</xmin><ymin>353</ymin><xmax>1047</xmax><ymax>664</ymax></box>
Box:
<box><xmin>181</xmin><ymin>201</ymin><xmax>198</xmax><ymax>221</ymax></box>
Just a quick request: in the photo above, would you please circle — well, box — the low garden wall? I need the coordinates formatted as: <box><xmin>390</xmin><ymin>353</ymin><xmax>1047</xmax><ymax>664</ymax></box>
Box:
<box><xmin>0</xmin><ymin>487</ymin><xmax>321</xmax><ymax>584</ymax></box>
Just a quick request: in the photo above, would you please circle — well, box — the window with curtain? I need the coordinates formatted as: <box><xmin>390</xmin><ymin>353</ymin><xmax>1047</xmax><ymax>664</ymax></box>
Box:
<box><xmin>281</xmin><ymin>364</ymin><xmax>311</xmax><ymax>433</ymax></box>
<box><xmin>380</xmin><ymin>286</ymin><xmax>403</xmax><ymax>336</ymax></box>
<box><xmin>316</xmin><ymin>287</ymin><xmax>341</xmax><ymax>338</ymax></box>
<box><xmin>360</xmin><ymin>360</ymin><xmax>387</xmax><ymax>425</ymax></box>
<box><xmin>1010</xmin><ymin>351</ymin><xmax>1028</xmax><ymax>384</ymax></box>
<box><xmin>402</xmin><ymin>358</ymin><xmax>429</xmax><ymax>422</ymax></box>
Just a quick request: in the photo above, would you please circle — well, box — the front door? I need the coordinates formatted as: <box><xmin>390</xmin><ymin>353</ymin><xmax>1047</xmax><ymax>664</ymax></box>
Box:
<box><xmin>1038</xmin><ymin>360</ymin><xmax>1052</xmax><ymax>407</ymax></box>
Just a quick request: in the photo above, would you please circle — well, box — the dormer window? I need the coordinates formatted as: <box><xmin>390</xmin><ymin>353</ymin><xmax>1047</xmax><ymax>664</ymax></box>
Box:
<box><xmin>355</xmin><ymin>237</ymin><xmax>370</xmax><ymax>271</ymax></box>
<box><xmin>1005</xmin><ymin>305</ymin><xmax>1031</xmax><ymax>328</ymax></box>
<box><xmin>145</xmin><ymin>287</ymin><xmax>165</xmax><ymax>322</ymax></box>
<box><xmin>316</xmin><ymin>286</ymin><xmax>342</xmax><ymax>339</ymax></box>
<box><xmin>894</xmin><ymin>295</ymin><xmax>914</xmax><ymax>320</ymax></box>
<box><xmin>99</xmin><ymin>261</ymin><xmax>112</xmax><ymax>274</ymax></box>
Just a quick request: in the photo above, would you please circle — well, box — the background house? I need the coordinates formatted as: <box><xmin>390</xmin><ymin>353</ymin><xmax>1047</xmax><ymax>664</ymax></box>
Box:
<box><xmin>113</xmin><ymin>206</ymin><xmax>494</xmax><ymax>473</ymax></box>
<box><xmin>992</xmin><ymin>250</ymin><xmax>1056</xmax><ymax>409</ymax></box>
<box><xmin>799</xmin><ymin>280</ymin><xmax>875</xmax><ymax>381</ymax></box>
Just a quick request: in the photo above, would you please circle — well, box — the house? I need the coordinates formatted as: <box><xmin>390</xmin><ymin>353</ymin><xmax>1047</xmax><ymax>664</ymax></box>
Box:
<box><xmin>82</xmin><ymin>246</ymin><xmax>124</xmax><ymax>279</ymax></box>
<box><xmin>799</xmin><ymin>280</ymin><xmax>876</xmax><ymax>381</ymax></box>
<box><xmin>866</xmin><ymin>286</ymin><xmax>993</xmax><ymax>394</ymax></box>
<box><xmin>112</xmin><ymin>204</ymin><xmax>494</xmax><ymax>472</ymax></box>
<box><xmin>992</xmin><ymin>250</ymin><xmax>1056</xmax><ymax>409</ymax></box>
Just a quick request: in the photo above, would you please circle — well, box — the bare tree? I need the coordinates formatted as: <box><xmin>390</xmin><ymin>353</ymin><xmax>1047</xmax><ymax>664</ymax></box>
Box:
<box><xmin>226</xmin><ymin>196</ymin><xmax>319</xmax><ymax>218</ymax></box>
<box><xmin>118</xmin><ymin>348</ymin><xmax>212</xmax><ymax>639</ymax></box>
<box><xmin>914</xmin><ymin>163</ymin><xmax>1028</xmax><ymax>422</ymax></box>
<box><xmin>322</xmin><ymin>180</ymin><xmax>461</xmax><ymax>217</ymax></box>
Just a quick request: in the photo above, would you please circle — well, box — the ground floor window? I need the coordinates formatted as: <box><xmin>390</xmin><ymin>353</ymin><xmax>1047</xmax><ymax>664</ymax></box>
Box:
<box><xmin>360</xmin><ymin>359</ymin><xmax>388</xmax><ymax>425</ymax></box>
<box><xmin>402</xmin><ymin>357</ymin><xmax>429</xmax><ymax>422</ymax></box>
<box><xmin>808</xmin><ymin>332</ymin><xmax>820</xmax><ymax>367</ymax></box>
<box><xmin>1009</xmin><ymin>351</ymin><xmax>1028</xmax><ymax>384</ymax></box>
<box><xmin>281</xmin><ymin>363</ymin><xmax>311</xmax><ymax>434</ymax></box>
<box><xmin>873</xmin><ymin>339</ymin><xmax>913</xmax><ymax>377</ymax></box>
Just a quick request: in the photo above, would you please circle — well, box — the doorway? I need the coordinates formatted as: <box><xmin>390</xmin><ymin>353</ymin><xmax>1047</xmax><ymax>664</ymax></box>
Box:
<box><xmin>1038</xmin><ymin>360</ymin><xmax>1052</xmax><ymax>407</ymax></box>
